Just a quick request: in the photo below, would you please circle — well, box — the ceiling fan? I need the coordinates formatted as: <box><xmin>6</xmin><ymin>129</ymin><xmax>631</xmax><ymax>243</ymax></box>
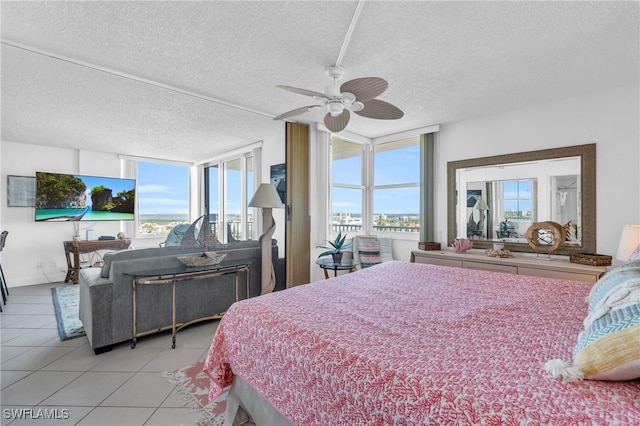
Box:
<box><xmin>273</xmin><ymin>65</ymin><xmax>404</xmax><ymax>133</ymax></box>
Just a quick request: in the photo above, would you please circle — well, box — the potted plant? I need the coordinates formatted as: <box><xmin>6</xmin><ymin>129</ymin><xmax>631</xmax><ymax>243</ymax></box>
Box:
<box><xmin>317</xmin><ymin>232</ymin><xmax>352</xmax><ymax>264</ymax></box>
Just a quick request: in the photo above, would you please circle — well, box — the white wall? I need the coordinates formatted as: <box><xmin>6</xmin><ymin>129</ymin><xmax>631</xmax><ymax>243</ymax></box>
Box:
<box><xmin>436</xmin><ymin>85</ymin><xmax>640</xmax><ymax>264</ymax></box>
<box><xmin>258</xmin><ymin>132</ymin><xmax>286</xmax><ymax>259</ymax></box>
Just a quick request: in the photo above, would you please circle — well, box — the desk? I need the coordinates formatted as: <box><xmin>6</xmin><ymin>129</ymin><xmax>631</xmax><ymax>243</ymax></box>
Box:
<box><xmin>63</xmin><ymin>239</ymin><xmax>131</xmax><ymax>284</ymax></box>
<box><xmin>316</xmin><ymin>258</ymin><xmax>358</xmax><ymax>279</ymax></box>
<box><xmin>129</xmin><ymin>260</ymin><xmax>250</xmax><ymax>349</ymax></box>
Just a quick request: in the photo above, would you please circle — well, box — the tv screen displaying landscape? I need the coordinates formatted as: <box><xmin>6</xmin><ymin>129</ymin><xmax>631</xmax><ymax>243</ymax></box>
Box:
<box><xmin>35</xmin><ymin>172</ymin><xmax>136</xmax><ymax>221</ymax></box>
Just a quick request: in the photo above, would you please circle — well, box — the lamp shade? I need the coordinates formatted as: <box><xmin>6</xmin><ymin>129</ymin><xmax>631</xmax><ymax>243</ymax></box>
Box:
<box><xmin>616</xmin><ymin>224</ymin><xmax>640</xmax><ymax>261</ymax></box>
<box><xmin>249</xmin><ymin>183</ymin><xmax>284</xmax><ymax>208</ymax></box>
<box><xmin>473</xmin><ymin>199</ymin><xmax>489</xmax><ymax>210</ymax></box>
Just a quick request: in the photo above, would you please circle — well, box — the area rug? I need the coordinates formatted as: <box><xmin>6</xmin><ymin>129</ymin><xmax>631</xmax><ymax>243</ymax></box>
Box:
<box><xmin>51</xmin><ymin>285</ymin><xmax>86</xmax><ymax>341</ymax></box>
<box><xmin>162</xmin><ymin>360</ymin><xmax>227</xmax><ymax>426</ymax></box>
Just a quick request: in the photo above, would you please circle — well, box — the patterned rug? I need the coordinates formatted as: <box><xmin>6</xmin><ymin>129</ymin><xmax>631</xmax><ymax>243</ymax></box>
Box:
<box><xmin>51</xmin><ymin>285</ymin><xmax>86</xmax><ymax>341</ymax></box>
<box><xmin>162</xmin><ymin>360</ymin><xmax>228</xmax><ymax>426</ymax></box>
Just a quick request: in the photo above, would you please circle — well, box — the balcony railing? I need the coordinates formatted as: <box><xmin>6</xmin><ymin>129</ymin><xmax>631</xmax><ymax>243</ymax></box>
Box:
<box><xmin>331</xmin><ymin>224</ymin><xmax>419</xmax><ymax>233</ymax></box>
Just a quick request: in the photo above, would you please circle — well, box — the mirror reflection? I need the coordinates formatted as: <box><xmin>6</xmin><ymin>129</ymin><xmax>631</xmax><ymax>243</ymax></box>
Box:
<box><xmin>457</xmin><ymin>157</ymin><xmax>581</xmax><ymax>245</ymax></box>
<box><xmin>447</xmin><ymin>144</ymin><xmax>596</xmax><ymax>256</ymax></box>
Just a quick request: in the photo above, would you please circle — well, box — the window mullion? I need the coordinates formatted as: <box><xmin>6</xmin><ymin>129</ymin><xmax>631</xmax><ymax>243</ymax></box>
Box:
<box><xmin>363</xmin><ymin>143</ymin><xmax>373</xmax><ymax>234</ymax></box>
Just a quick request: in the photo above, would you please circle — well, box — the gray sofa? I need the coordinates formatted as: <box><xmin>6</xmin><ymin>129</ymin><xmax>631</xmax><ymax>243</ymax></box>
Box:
<box><xmin>79</xmin><ymin>240</ymin><xmax>278</xmax><ymax>354</ymax></box>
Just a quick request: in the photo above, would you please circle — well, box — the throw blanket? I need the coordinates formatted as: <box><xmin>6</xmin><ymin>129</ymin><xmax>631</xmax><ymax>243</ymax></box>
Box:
<box><xmin>204</xmin><ymin>261</ymin><xmax>640</xmax><ymax>425</ymax></box>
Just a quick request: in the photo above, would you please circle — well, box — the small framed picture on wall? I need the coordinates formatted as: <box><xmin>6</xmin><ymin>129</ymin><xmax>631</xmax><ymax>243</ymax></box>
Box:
<box><xmin>7</xmin><ymin>175</ymin><xmax>36</xmax><ymax>207</ymax></box>
<box><xmin>270</xmin><ymin>164</ymin><xmax>286</xmax><ymax>204</ymax></box>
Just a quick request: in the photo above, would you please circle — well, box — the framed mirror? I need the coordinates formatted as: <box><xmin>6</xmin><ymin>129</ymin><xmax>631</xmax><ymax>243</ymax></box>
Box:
<box><xmin>447</xmin><ymin>144</ymin><xmax>596</xmax><ymax>256</ymax></box>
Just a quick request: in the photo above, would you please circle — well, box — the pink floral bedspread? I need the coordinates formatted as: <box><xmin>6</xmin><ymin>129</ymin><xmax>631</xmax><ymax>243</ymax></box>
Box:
<box><xmin>204</xmin><ymin>261</ymin><xmax>640</xmax><ymax>425</ymax></box>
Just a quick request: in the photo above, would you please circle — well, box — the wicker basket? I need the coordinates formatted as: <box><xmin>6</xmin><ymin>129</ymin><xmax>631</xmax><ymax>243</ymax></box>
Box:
<box><xmin>419</xmin><ymin>242</ymin><xmax>441</xmax><ymax>251</ymax></box>
<box><xmin>178</xmin><ymin>252</ymin><xmax>227</xmax><ymax>267</ymax></box>
<box><xmin>569</xmin><ymin>253</ymin><xmax>612</xmax><ymax>267</ymax></box>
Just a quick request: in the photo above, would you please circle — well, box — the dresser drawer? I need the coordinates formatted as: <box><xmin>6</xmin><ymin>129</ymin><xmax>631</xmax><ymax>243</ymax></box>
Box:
<box><xmin>517</xmin><ymin>267</ymin><xmax>599</xmax><ymax>283</ymax></box>
<box><xmin>412</xmin><ymin>253</ymin><xmax>462</xmax><ymax>268</ymax></box>
<box><xmin>463</xmin><ymin>261</ymin><xmax>517</xmax><ymax>274</ymax></box>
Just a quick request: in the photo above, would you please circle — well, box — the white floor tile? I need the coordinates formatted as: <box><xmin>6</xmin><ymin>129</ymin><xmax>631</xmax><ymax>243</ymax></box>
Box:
<box><xmin>91</xmin><ymin>346</ymin><xmax>160</xmax><ymax>373</ymax></box>
<box><xmin>1</xmin><ymin>371</ymin><xmax>83</xmax><ymax>405</ymax></box>
<box><xmin>1</xmin><ymin>346</ymin><xmax>75</xmax><ymax>371</ymax></box>
<box><xmin>1</xmin><ymin>370</ymin><xmax>32</xmax><ymax>390</ymax></box>
<box><xmin>100</xmin><ymin>372</ymin><xmax>175</xmax><ymax>407</ymax></box>
<box><xmin>9</xmin><ymin>304</ymin><xmax>55</xmax><ymax>315</ymax></box>
<box><xmin>0</xmin><ymin>283</ymin><xmax>211</xmax><ymax>425</ymax></box>
<box><xmin>1</xmin><ymin>328</ymin><xmax>31</xmax><ymax>343</ymax></box>
<box><xmin>140</xmin><ymin>348</ymin><xmax>206</xmax><ymax>373</ymax></box>
<box><xmin>41</xmin><ymin>371</ymin><xmax>133</xmax><ymax>406</ymax></box>
<box><xmin>0</xmin><ymin>345</ymin><xmax>33</xmax><ymax>363</ymax></box>
<box><xmin>2</xmin><ymin>328</ymin><xmax>60</xmax><ymax>347</ymax></box>
<box><xmin>41</xmin><ymin>345</ymin><xmax>110</xmax><ymax>372</ymax></box>
<box><xmin>2</xmin><ymin>315</ymin><xmax>55</xmax><ymax>329</ymax></box>
<box><xmin>143</xmin><ymin>407</ymin><xmax>203</xmax><ymax>425</ymax></box>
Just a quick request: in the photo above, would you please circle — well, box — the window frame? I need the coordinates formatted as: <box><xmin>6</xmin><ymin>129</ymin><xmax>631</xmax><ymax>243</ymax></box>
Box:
<box><xmin>203</xmin><ymin>149</ymin><xmax>257</xmax><ymax>243</ymax></box>
<box><xmin>328</xmin><ymin>135</ymin><xmax>423</xmax><ymax>240</ymax></box>
<box><xmin>372</xmin><ymin>137</ymin><xmax>421</xmax><ymax>236</ymax></box>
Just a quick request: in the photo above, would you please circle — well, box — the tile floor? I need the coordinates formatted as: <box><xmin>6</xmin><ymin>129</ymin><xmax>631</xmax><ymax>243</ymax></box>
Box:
<box><xmin>1</xmin><ymin>282</ymin><xmax>220</xmax><ymax>425</ymax></box>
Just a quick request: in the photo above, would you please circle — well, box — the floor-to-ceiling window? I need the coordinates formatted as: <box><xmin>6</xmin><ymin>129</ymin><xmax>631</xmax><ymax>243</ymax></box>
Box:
<box><xmin>204</xmin><ymin>149</ymin><xmax>256</xmax><ymax>242</ymax></box>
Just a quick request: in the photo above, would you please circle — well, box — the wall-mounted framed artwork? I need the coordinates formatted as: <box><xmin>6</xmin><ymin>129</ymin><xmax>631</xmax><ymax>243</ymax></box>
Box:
<box><xmin>270</xmin><ymin>163</ymin><xmax>286</xmax><ymax>204</ymax></box>
<box><xmin>7</xmin><ymin>175</ymin><xmax>36</xmax><ymax>207</ymax></box>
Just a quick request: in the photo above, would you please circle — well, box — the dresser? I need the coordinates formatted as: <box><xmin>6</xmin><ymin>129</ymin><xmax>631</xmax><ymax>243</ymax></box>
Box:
<box><xmin>410</xmin><ymin>249</ymin><xmax>607</xmax><ymax>283</ymax></box>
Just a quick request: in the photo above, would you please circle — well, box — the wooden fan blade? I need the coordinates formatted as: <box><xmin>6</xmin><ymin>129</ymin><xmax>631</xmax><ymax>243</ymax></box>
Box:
<box><xmin>324</xmin><ymin>110</ymin><xmax>350</xmax><ymax>132</ymax></box>
<box><xmin>340</xmin><ymin>77</ymin><xmax>388</xmax><ymax>102</ymax></box>
<box><xmin>276</xmin><ymin>85</ymin><xmax>327</xmax><ymax>99</ymax></box>
<box><xmin>355</xmin><ymin>99</ymin><xmax>404</xmax><ymax>120</ymax></box>
<box><xmin>273</xmin><ymin>105</ymin><xmax>320</xmax><ymax>121</ymax></box>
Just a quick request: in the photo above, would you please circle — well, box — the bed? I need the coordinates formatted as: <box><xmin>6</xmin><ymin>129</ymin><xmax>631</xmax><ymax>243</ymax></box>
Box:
<box><xmin>204</xmin><ymin>260</ymin><xmax>640</xmax><ymax>425</ymax></box>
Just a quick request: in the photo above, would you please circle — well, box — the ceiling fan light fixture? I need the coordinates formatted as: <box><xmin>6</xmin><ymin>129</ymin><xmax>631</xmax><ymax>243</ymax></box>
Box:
<box><xmin>328</xmin><ymin>101</ymin><xmax>344</xmax><ymax>116</ymax></box>
<box><xmin>352</xmin><ymin>101</ymin><xmax>364</xmax><ymax>112</ymax></box>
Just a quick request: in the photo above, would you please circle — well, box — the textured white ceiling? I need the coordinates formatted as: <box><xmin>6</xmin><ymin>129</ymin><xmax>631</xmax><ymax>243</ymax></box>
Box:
<box><xmin>1</xmin><ymin>1</ymin><xmax>638</xmax><ymax>163</ymax></box>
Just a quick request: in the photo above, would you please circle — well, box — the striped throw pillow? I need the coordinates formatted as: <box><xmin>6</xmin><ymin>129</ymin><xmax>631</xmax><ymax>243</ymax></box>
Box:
<box><xmin>356</xmin><ymin>236</ymin><xmax>381</xmax><ymax>268</ymax></box>
<box><xmin>573</xmin><ymin>262</ymin><xmax>640</xmax><ymax>381</ymax></box>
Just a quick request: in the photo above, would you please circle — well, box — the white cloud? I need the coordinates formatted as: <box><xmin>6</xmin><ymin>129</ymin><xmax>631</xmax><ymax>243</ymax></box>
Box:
<box><xmin>138</xmin><ymin>184</ymin><xmax>170</xmax><ymax>193</ymax></box>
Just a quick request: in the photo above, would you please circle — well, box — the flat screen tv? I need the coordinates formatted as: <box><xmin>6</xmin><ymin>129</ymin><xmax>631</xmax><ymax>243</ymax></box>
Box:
<box><xmin>35</xmin><ymin>172</ymin><xmax>136</xmax><ymax>222</ymax></box>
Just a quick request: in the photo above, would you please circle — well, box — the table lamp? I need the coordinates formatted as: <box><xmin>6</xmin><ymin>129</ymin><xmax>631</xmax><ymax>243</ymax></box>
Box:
<box><xmin>473</xmin><ymin>198</ymin><xmax>490</xmax><ymax>238</ymax></box>
<box><xmin>616</xmin><ymin>224</ymin><xmax>640</xmax><ymax>262</ymax></box>
<box><xmin>249</xmin><ymin>183</ymin><xmax>284</xmax><ymax>294</ymax></box>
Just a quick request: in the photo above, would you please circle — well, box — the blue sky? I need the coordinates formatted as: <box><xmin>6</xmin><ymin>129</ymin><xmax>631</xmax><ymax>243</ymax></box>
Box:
<box><xmin>137</xmin><ymin>162</ymin><xmax>189</xmax><ymax>216</ymax></box>
<box><xmin>332</xmin><ymin>145</ymin><xmax>420</xmax><ymax>215</ymax></box>
<box><xmin>136</xmin><ymin>146</ymin><xmax>420</xmax><ymax>217</ymax></box>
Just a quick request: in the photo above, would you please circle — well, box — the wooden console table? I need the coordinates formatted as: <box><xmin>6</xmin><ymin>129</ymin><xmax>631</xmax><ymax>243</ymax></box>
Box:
<box><xmin>129</xmin><ymin>261</ymin><xmax>250</xmax><ymax>349</ymax></box>
<box><xmin>63</xmin><ymin>239</ymin><xmax>131</xmax><ymax>284</ymax></box>
<box><xmin>411</xmin><ymin>249</ymin><xmax>607</xmax><ymax>283</ymax></box>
